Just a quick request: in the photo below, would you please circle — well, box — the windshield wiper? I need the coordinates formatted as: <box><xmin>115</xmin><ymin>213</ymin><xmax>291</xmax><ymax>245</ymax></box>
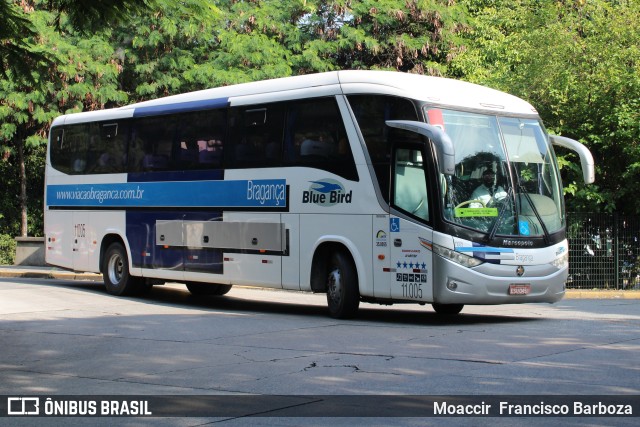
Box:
<box><xmin>516</xmin><ymin>182</ymin><xmax>550</xmax><ymax>244</ymax></box>
<box><xmin>484</xmin><ymin>186</ymin><xmax>514</xmax><ymax>243</ymax></box>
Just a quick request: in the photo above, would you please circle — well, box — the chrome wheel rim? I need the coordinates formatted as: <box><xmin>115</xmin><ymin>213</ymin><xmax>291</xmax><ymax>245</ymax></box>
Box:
<box><xmin>327</xmin><ymin>268</ymin><xmax>342</xmax><ymax>305</ymax></box>
<box><xmin>107</xmin><ymin>253</ymin><xmax>124</xmax><ymax>286</ymax></box>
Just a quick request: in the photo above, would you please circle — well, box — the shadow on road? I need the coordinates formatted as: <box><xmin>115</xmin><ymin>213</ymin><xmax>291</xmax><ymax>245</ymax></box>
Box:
<box><xmin>1</xmin><ymin>277</ymin><xmax>541</xmax><ymax>327</ymax></box>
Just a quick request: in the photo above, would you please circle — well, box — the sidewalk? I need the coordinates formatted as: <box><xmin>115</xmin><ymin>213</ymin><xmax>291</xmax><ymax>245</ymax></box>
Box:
<box><xmin>1</xmin><ymin>266</ymin><xmax>639</xmax><ymax>299</ymax></box>
<box><xmin>0</xmin><ymin>265</ymin><xmax>102</xmax><ymax>282</ymax></box>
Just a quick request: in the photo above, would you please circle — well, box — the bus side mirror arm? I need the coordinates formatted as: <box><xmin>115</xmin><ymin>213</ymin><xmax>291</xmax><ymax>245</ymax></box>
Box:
<box><xmin>385</xmin><ymin>120</ymin><xmax>455</xmax><ymax>175</ymax></box>
<box><xmin>549</xmin><ymin>135</ymin><xmax>595</xmax><ymax>184</ymax></box>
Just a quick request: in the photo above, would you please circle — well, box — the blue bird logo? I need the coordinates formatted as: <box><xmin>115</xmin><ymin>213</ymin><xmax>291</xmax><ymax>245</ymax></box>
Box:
<box><xmin>309</xmin><ymin>181</ymin><xmax>342</xmax><ymax>193</ymax></box>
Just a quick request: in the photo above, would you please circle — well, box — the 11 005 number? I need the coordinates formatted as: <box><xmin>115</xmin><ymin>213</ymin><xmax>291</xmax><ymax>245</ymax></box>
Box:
<box><xmin>74</xmin><ymin>223</ymin><xmax>86</xmax><ymax>238</ymax></box>
<box><xmin>401</xmin><ymin>283</ymin><xmax>423</xmax><ymax>299</ymax></box>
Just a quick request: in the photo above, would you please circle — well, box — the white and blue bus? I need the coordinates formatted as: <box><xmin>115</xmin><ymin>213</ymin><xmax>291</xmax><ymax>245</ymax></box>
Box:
<box><xmin>44</xmin><ymin>70</ymin><xmax>594</xmax><ymax>318</ymax></box>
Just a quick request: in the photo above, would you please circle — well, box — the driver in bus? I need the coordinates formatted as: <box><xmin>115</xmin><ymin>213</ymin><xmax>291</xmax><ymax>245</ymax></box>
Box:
<box><xmin>470</xmin><ymin>167</ymin><xmax>507</xmax><ymax>208</ymax></box>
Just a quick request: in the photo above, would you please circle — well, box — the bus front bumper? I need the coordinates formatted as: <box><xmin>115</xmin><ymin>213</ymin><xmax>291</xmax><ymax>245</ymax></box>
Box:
<box><xmin>433</xmin><ymin>257</ymin><xmax>567</xmax><ymax>305</ymax></box>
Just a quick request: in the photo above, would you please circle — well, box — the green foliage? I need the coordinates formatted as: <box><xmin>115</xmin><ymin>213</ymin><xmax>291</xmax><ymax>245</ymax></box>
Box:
<box><xmin>455</xmin><ymin>0</ymin><xmax>640</xmax><ymax>214</ymax></box>
<box><xmin>113</xmin><ymin>0</ymin><xmax>226</xmax><ymax>97</ymax></box>
<box><xmin>47</xmin><ymin>0</ymin><xmax>158</xmax><ymax>34</ymax></box>
<box><xmin>0</xmin><ymin>0</ymin><xmax>50</xmax><ymax>82</ymax></box>
<box><xmin>0</xmin><ymin>2</ymin><xmax>131</xmax><ymax>237</ymax></box>
<box><xmin>2</xmin><ymin>0</ymin><xmax>640</xmax><ymax>242</ymax></box>
<box><xmin>328</xmin><ymin>0</ymin><xmax>467</xmax><ymax>74</ymax></box>
<box><xmin>0</xmin><ymin>234</ymin><xmax>16</xmax><ymax>265</ymax></box>
<box><xmin>116</xmin><ymin>0</ymin><xmax>466</xmax><ymax>99</ymax></box>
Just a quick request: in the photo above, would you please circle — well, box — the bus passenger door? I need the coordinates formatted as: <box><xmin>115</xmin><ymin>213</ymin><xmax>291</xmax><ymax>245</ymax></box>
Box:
<box><xmin>389</xmin><ymin>145</ymin><xmax>434</xmax><ymax>302</ymax></box>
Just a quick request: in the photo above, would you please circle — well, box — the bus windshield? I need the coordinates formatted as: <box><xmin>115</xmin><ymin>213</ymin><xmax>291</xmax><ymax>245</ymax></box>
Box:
<box><xmin>427</xmin><ymin>108</ymin><xmax>564</xmax><ymax>238</ymax></box>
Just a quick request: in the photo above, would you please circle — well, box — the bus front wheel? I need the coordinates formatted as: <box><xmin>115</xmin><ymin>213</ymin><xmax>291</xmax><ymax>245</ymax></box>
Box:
<box><xmin>432</xmin><ymin>303</ymin><xmax>464</xmax><ymax>316</ymax></box>
<box><xmin>326</xmin><ymin>251</ymin><xmax>360</xmax><ymax>319</ymax></box>
<box><xmin>103</xmin><ymin>242</ymin><xmax>142</xmax><ymax>296</ymax></box>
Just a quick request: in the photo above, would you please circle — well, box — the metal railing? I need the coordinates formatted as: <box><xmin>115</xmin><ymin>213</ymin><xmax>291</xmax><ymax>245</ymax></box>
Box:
<box><xmin>567</xmin><ymin>213</ymin><xmax>640</xmax><ymax>290</ymax></box>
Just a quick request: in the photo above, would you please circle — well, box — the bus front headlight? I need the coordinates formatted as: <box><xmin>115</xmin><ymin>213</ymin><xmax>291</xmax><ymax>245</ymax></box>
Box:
<box><xmin>433</xmin><ymin>244</ymin><xmax>484</xmax><ymax>268</ymax></box>
<box><xmin>552</xmin><ymin>251</ymin><xmax>569</xmax><ymax>270</ymax></box>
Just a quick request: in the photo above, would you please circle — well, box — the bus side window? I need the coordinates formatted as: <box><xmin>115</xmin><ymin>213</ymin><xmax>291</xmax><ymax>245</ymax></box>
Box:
<box><xmin>86</xmin><ymin>122</ymin><xmax>129</xmax><ymax>174</ymax></box>
<box><xmin>130</xmin><ymin>116</ymin><xmax>176</xmax><ymax>172</ymax></box>
<box><xmin>50</xmin><ymin>127</ymin><xmax>70</xmax><ymax>174</ymax></box>
<box><xmin>58</xmin><ymin>124</ymin><xmax>90</xmax><ymax>174</ymax></box>
<box><xmin>228</xmin><ymin>105</ymin><xmax>284</xmax><ymax>168</ymax></box>
<box><xmin>175</xmin><ymin>109</ymin><xmax>226</xmax><ymax>170</ymax></box>
<box><xmin>346</xmin><ymin>95</ymin><xmax>419</xmax><ymax>201</ymax></box>
<box><xmin>284</xmin><ymin>98</ymin><xmax>358</xmax><ymax>181</ymax></box>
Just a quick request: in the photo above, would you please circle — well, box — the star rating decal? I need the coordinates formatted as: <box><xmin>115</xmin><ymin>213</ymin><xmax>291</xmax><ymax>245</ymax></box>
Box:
<box><xmin>396</xmin><ymin>261</ymin><xmax>427</xmax><ymax>270</ymax></box>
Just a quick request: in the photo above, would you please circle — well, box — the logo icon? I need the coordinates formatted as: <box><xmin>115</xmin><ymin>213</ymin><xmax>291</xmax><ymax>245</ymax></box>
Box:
<box><xmin>302</xmin><ymin>179</ymin><xmax>352</xmax><ymax>206</ymax></box>
<box><xmin>7</xmin><ymin>397</ymin><xmax>40</xmax><ymax>415</ymax></box>
<box><xmin>516</xmin><ymin>265</ymin><xmax>525</xmax><ymax>277</ymax></box>
<box><xmin>375</xmin><ymin>230</ymin><xmax>388</xmax><ymax>247</ymax></box>
<box><xmin>519</xmin><ymin>220</ymin><xmax>531</xmax><ymax>236</ymax></box>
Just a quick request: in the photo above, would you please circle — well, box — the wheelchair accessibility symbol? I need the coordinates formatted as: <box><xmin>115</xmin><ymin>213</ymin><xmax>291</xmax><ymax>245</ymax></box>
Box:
<box><xmin>390</xmin><ymin>218</ymin><xmax>400</xmax><ymax>233</ymax></box>
<box><xmin>519</xmin><ymin>220</ymin><xmax>530</xmax><ymax>236</ymax></box>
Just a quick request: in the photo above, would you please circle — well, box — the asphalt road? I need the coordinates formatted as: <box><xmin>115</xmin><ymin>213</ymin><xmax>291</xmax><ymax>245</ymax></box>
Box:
<box><xmin>0</xmin><ymin>276</ymin><xmax>638</xmax><ymax>426</ymax></box>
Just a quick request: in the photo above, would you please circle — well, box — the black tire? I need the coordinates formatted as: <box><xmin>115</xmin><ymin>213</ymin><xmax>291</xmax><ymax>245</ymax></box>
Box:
<box><xmin>186</xmin><ymin>282</ymin><xmax>232</xmax><ymax>296</ymax></box>
<box><xmin>212</xmin><ymin>284</ymin><xmax>232</xmax><ymax>295</ymax></box>
<box><xmin>326</xmin><ymin>250</ymin><xmax>360</xmax><ymax>319</ymax></box>
<box><xmin>102</xmin><ymin>242</ymin><xmax>142</xmax><ymax>296</ymax></box>
<box><xmin>432</xmin><ymin>303</ymin><xmax>464</xmax><ymax>316</ymax></box>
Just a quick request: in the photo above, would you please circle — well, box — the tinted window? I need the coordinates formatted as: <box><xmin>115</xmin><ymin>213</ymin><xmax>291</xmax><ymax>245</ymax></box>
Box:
<box><xmin>175</xmin><ymin>109</ymin><xmax>226</xmax><ymax>170</ymax></box>
<box><xmin>129</xmin><ymin>116</ymin><xmax>176</xmax><ymax>172</ymax></box>
<box><xmin>50</xmin><ymin>122</ymin><xmax>129</xmax><ymax>175</ymax></box>
<box><xmin>285</xmin><ymin>98</ymin><xmax>357</xmax><ymax>181</ymax></box>
<box><xmin>347</xmin><ymin>95</ymin><xmax>419</xmax><ymax>201</ymax></box>
<box><xmin>51</xmin><ymin>97</ymin><xmax>359</xmax><ymax>179</ymax></box>
<box><xmin>87</xmin><ymin>122</ymin><xmax>129</xmax><ymax>174</ymax></box>
<box><xmin>50</xmin><ymin>126</ymin><xmax>74</xmax><ymax>174</ymax></box>
<box><xmin>228</xmin><ymin>104</ymin><xmax>285</xmax><ymax>168</ymax></box>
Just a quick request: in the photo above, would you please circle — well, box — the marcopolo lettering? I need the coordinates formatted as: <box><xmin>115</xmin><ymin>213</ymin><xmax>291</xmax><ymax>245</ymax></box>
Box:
<box><xmin>302</xmin><ymin>179</ymin><xmax>353</xmax><ymax>207</ymax></box>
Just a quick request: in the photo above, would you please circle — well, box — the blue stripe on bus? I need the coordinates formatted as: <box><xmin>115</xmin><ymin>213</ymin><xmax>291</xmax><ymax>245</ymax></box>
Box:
<box><xmin>456</xmin><ymin>245</ymin><xmax>514</xmax><ymax>265</ymax></box>
<box><xmin>46</xmin><ymin>179</ymin><xmax>287</xmax><ymax>208</ymax></box>
<box><xmin>133</xmin><ymin>97</ymin><xmax>230</xmax><ymax>117</ymax></box>
<box><xmin>456</xmin><ymin>247</ymin><xmax>514</xmax><ymax>253</ymax></box>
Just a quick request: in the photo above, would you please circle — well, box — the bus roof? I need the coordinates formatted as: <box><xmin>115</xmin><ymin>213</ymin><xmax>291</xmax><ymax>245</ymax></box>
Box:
<box><xmin>52</xmin><ymin>70</ymin><xmax>538</xmax><ymax>126</ymax></box>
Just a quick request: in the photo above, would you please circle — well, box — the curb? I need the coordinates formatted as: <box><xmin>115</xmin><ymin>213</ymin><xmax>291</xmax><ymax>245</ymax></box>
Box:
<box><xmin>0</xmin><ymin>268</ymin><xmax>102</xmax><ymax>282</ymax></box>
<box><xmin>563</xmin><ymin>290</ymin><xmax>640</xmax><ymax>299</ymax></box>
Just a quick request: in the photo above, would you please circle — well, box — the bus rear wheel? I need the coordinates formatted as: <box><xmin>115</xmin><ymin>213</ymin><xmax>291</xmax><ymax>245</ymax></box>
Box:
<box><xmin>103</xmin><ymin>242</ymin><xmax>142</xmax><ymax>296</ymax></box>
<box><xmin>186</xmin><ymin>282</ymin><xmax>232</xmax><ymax>296</ymax></box>
<box><xmin>326</xmin><ymin>251</ymin><xmax>360</xmax><ymax>319</ymax></box>
<box><xmin>432</xmin><ymin>303</ymin><xmax>464</xmax><ymax>316</ymax></box>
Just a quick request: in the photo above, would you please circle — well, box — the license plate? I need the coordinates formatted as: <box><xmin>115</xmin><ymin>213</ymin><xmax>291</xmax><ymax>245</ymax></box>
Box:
<box><xmin>509</xmin><ymin>284</ymin><xmax>531</xmax><ymax>295</ymax></box>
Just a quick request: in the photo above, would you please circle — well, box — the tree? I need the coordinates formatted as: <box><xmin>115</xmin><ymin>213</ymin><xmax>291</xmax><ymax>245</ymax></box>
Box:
<box><xmin>114</xmin><ymin>0</ymin><xmax>314</xmax><ymax>96</ymax></box>
<box><xmin>112</xmin><ymin>0</ymin><xmax>227</xmax><ymax>99</ymax></box>
<box><xmin>305</xmin><ymin>0</ymin><xmax>468</xmax><ymax>74</ymax></box>
<box><xmin>1</xmin><ymin>0</ymin><xmax>156</xmax><ymax>80</ymax></box>
<box><xmin>0</xmin><ymin>1</ymin><xmax>141</xmax><ymax>236</ymax></box>
<box><xmin>115</xmin><ymin>0</ymin><xmax>468</xmax><ymax>101</ymax></box>
<box><xmin>453</xmin><ymin>0</ymin><xmax>640</xmax><ymax>214</ymax></box>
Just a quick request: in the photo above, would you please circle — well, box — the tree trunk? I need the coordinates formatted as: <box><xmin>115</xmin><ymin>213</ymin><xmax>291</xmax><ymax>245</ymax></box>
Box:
<box><xmin>18</xmin><ymin>136</ymin><xmax>28</xmax><ymax>237</ymax></box>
